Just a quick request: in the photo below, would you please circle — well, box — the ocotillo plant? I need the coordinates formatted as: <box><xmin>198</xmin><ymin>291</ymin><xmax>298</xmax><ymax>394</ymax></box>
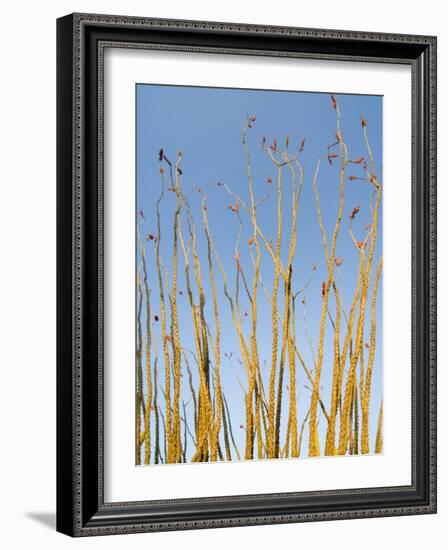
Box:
<box><xmin>135</xmin><ymin>94</ymin><xmax>383</xmax><ymax>465</ymax></box>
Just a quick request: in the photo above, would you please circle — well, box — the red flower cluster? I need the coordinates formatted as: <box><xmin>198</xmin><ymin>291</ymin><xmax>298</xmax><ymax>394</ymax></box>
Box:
<box><xmin>350</xmin><ymin>206</ymin><xmax>360</xmax><ymax>220</ymax></box>
<box><xmin>158</xmin><ymin>148</ymin><xmax>172</xmax><ymax>167</ymax></box>
<box><xmin>228</xmin><ymin>202</ymin><xmax>240</xmax><ymax>213</ymax></box>
<box><xmin>327</xmin><ymin>152</ymin><xmax>338</xmax><ymax>166</ymax></box>
<box><xmin>321</xmin><ymin>281</ymin><xmax>327</xmax><ymax>297</ymax></box>
<box><xmin>351</xmin><ymin>156</ymin><xmax>365</xmax><ymax>164</ymax></box>
<box><xmin>247</xmin><ymin>115</ymin><xmax>256</xmax><ymax>128</ymax></box>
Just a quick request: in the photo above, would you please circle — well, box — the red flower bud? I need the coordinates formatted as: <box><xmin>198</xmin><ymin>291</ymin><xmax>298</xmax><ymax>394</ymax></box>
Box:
<box><xmin>352</xmin><ymin>156</ymin><xmax>365</xmax><ymax>164</ymax></box>
<box><xmin>350</xmin><ymin>206</ymin><xmax>360</xmax><ymax>220</ymax></box>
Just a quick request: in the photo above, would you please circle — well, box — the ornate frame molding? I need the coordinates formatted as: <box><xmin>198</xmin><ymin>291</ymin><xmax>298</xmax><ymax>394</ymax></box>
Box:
<box><xmin>57</xmin><ymin>13</ymin><xmax>437</xmax><ymax>537</ymax></box>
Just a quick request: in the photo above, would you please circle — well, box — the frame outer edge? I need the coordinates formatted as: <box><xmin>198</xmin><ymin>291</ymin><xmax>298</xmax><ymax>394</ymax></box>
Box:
<box><xmin>56</xmin><ymin>13</ymin><xmax>76</xmax><ymax>537</ymax></box>
<box><xmin>60</xmin><ymin>13</ymin><xmax>437</xmax><ymax>536</ymax></box>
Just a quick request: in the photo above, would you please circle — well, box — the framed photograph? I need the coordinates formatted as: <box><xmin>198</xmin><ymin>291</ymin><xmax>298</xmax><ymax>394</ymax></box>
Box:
<box><xmin>57</xmin><ymin>13</ymin><xmax>437</xmax><ymax>536</ymax></box>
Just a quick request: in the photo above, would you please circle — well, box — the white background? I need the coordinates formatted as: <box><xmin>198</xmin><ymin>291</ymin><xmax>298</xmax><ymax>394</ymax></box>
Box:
<box><xmin>105</xmin><ymin>49</ymin><xmax>412</xmax><ymax>501</ymax></box>
<box><xmin>0</xmin><ymin>1</ymin><xmax>444</xmax><ymax>548</ymax></box>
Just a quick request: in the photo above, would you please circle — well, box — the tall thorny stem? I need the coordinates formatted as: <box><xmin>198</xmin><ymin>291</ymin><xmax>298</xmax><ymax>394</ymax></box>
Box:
<box><xmin>309</xmin><ymin>99</ymin><xmax>347</xmax><ymax>457</ymax></box>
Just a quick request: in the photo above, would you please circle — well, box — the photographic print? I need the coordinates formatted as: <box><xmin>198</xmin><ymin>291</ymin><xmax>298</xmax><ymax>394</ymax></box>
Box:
<box><xmin>135</xmin><ymin>85</ymin><xmax>383</xmax><ymax>465</ymax></box>
<box><xmin>57</xmin><ymin>15</ymin><xmax>436</xmax><ymax>535</ymax></box>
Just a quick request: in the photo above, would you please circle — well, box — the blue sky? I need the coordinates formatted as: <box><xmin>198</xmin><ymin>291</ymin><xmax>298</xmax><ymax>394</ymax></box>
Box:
<box><xmin>136</xmin><ymin>83</ymin><xmax>383</xmax><ymax>462</ymax></box>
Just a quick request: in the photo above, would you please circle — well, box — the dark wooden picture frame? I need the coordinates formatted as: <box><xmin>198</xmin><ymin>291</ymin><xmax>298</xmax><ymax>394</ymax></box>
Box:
<box><xmin>57</xmin><ymin>13</ymin><xmax>437</xmax><ymax>537</ymax></box>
